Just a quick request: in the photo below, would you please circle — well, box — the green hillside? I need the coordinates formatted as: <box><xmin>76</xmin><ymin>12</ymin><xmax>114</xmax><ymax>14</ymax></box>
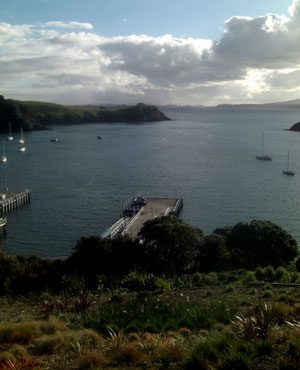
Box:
<box><xmin>0</xmin><ymin>96</ymin><xmax>170</xmax><ymax>132</ymax></box>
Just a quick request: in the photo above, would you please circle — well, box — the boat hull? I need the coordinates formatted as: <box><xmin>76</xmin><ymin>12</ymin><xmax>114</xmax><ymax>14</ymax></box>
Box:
<box><xmin>283</xmin><ymin>170</ymin><xmax>295</xmax><ymax>176</ymax></box>
<box><xmin>256</xmin><ymin>155</ymin><xmax>272</xmax><ymax>161</ymax></box>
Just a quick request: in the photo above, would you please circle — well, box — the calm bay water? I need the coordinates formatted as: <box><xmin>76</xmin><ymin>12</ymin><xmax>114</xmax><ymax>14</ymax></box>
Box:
<box><xmin>1</xmin><ymin>107</ymin><xmax>300</xmax><ymax>258</ymax></box>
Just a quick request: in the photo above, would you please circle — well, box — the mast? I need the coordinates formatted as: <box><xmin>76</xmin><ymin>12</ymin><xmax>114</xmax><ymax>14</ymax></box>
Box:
<box><xmin>261</xmin><ymin>131</ymin><xmax>265</xmax><ymax>155</ymax></box>
<box><xmin>287</xmin><ymin>151</ymin><xmax>290</xmax><ymax>171</ymax></box>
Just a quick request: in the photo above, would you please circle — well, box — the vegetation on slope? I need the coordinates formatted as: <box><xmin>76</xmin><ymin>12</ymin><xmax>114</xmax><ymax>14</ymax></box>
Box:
<box><xmin>0</xmin><ymin>95</ymin><xmax>170</xmax><ymax>132</ymax></box>
<box><xmin>1</xmin><ymin>217</ymin><xmax>300</xmax><ymax>369</ymax></box>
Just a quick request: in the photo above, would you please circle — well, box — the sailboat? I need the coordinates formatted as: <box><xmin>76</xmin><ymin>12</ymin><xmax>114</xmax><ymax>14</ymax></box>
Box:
<box><xmin>50</xmin><ymin>124</ymin><xmax>58</xmax><ymax>142</ymax></box>
<box><xmin>283</xmin><ymin>151</ymin><xmax>295</xmax><ymax>176</ymax></box>
<box><xmin>6</xmin><ymin>122</ymin><xmax>13</xmax><ymax>141</ymax></box>
<box><xmin>0</xmin><ymin>141</ymin><xmax>7</xmax><ymax>162</ymax></box>
<box><xmin>18</xmin><ymin>127</ymin><xmax>25</xmax><ymax>145</ymax></box>
<box><xmin>256</xmin><ymin>131</ymin><xmax>272</xmax><ymax>161</ymax></box>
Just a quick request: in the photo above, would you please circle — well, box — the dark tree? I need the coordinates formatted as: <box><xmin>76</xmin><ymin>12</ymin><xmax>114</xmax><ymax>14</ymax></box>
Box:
<box><xmin>67</xmin><ymin>235</ymin><xmax>142</xmax><ymax>287</ymax></box>
<box><xmin>227</xmin><ymin>220</ymin><xmax>298</xmax><ymax>269</ymax></box>
<box><xmin>213</xmin><ymin>226</ymin><xmax>233</xmax><ymax>238</ymax></box>
<box><xmin>138</xmin><ymin>216</ymin><xmax>203</xmax><ymax>274</ymax></box>
<box><xmin>196</xmin><ymin>234</ymin><xmax>231</xmax><ymax>272</ymax></box>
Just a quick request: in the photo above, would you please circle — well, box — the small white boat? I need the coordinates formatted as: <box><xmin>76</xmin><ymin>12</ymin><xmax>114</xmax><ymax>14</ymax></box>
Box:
<box><xmin>0</xmin><ymin>217</ymin><xmax>6</xmax><ymax>227</ymax></box>
<box><xmin>97</xmin><ymin>135</ymin><xmax>103</xmax><ymax>140</ymax></box>
<box><xmin>0</xmin><ymin>217</ymin><xmax>7</xmax><ymax>238</ymax></box>
<box><xmin>6</xmin><ymin>122</ymin><xmax>13</xmax><ymax>141</ymax></box>
<box><xmin>256</xmin><ymin>131</ymin><xmax>272</xmax><ymax>161</ymax></box>
<box><xmin>18</xmin><ymin>127</ymin><xmax>25</xmax><ymax>145</ymax></box>
<box><xmin>283</xmin><ymin>150</ymin><xmax>295</xmax><ymax>176</ymax></box>
<box><xmin>50</xmin><ymin>124</ymin><xmax>58</xmax><ymax>142</ymax></box>
<box><xmin>0</xmin><ymin>140</ymin><xmax>7</xmax><ymax>162</ymax></box>
<box><xmin>0</xmin><ymin>217</ymin><xmax>7</xmax><ymax>239</ymax></box>
<box><xmin>18</xmin><ymin>145</ymin><xmax>26</xmax><ymax>152</ymax></box>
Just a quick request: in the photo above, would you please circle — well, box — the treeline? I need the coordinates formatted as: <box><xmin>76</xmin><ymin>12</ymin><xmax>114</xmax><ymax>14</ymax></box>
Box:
<box><xmin>0</xmin><ymin>95</ymin><xmax>170</xmax><ymax>132</ymax></box>
<box><xmin>0</xmin><ymin>216</ymin><xmax>299</xmax><ymax>295</ymax></box>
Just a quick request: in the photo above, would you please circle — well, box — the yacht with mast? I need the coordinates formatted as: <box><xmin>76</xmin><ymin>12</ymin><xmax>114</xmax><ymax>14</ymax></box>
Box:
<box><xmin>0</xmin><ymin>141</ymin><xmax>7</xmax><ymax>163</ymax></box>
<box><xmin>6</xmin><ymin>122</ymin><xmax>13</xmax><ymax>141</ymax></box>
<box><xmin>283</xmin><ymin>151</ymin><xmax>295</xmax><ymax>176</ymax></box>
<box><xmin>18</xmin><ymin>127</ymin><xmax>25</xmax><ymax>145</ymax></box>
<box><xmin>256</xmin><ymin>131</ymin><xmax>272</xmax><ymax>161</ymax></box>
<box><xmin>50</xmin><ymin>124</ymin><xmax>58</xmax><ymax>142</ymax></box>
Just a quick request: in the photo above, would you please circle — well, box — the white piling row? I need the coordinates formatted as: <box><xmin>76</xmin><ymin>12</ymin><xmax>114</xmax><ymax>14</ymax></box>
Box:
<box><xmin>0</xmin><ymin>189</ymin><xmax>30</xmax><ymax>216</ymax></box>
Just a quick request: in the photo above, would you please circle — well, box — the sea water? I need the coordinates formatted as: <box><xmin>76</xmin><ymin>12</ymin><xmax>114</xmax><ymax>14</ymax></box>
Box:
<box><xmin>1</xmin><ymin>107</ymin><xmax>300</xmax><ymax>257</ymax></box>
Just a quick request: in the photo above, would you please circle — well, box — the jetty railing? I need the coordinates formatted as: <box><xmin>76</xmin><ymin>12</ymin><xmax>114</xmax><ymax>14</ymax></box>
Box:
<box><xmin>106</xmin><ymin>217</ymin><xmax>128</xmax><ymax>238</ymax></box>
<box><xmin>121</xmin><ymin>207</ymin><xmax>144</xmax><ymax>236</ymax></box>
<box><xmin>171</xmin><ymin>197</ymin><xmax>183</xmax><ymax>215</ymax></box>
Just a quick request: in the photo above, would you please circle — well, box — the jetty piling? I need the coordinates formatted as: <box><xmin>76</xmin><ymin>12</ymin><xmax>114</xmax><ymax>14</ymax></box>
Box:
<box><xmin>0</xmin><ymin>189</ymin><xmax>31</xmax><ymax>216</ymax></box>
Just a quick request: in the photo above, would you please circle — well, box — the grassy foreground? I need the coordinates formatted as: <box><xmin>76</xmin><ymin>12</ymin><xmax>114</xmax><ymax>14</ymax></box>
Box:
<box><xmin>1</xmin><ymin>285</ymin><xmax>300</xmax><ymax>369</ymax></box>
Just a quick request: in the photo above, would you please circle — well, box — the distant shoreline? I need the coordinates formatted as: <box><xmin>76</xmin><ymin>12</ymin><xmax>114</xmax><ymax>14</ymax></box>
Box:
<box><xmin>0</xmin><ymin>96</ymin><xmax>171</xmax><ymax>132</ymax></box>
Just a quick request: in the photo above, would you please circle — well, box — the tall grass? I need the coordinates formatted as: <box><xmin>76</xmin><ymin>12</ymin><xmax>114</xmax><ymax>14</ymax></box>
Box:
<box><xmin>77</xmin><ymin>294</ymin><xmax>239</xmax><ymax>334</ymax></box>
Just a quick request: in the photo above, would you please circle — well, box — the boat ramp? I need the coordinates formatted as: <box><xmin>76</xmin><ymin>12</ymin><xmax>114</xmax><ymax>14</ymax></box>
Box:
<box><xmin>103</xmin><ymin>196</ymin><xmax>183</xmax><ymax>239</ymax></box>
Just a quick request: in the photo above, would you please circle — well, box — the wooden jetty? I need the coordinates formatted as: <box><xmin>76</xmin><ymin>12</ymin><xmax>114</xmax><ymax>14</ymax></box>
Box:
<box><xmin>103</xmin><ymin>196</ymin><xmax>183</xmax><ymax>239</ymax></box>
<box><xmin>0</xmin><ymin>189</ymin><xmax>31</xmax><ymax>216</ymax></box>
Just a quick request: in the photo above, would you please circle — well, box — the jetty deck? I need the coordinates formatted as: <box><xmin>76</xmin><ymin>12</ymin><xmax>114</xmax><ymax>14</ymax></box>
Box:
<box><xmin>125</xmin><ymin>198</ymin><xmax>178</xmax><ymax>239</ymax></box>
<box><xmin>104</xmin><ymin>196</ymin><xmax>183</xmax><ymax>239</ymax></box>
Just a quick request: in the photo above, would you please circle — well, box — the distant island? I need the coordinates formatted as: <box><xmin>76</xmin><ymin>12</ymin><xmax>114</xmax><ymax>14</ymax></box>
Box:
<box><xmin>217</xmin><ymin>98</ymin><xmax>300</xmax><ymax>109</ymax></box>
<box><xmin>288</xmin><ymin>121</ymin><xmax>300</xmax><ymax>131</ymax></box>
<box><xmin>0</xmin><ymin>95</ymin><xmax>170</xmax><ymax>132</ymax></box>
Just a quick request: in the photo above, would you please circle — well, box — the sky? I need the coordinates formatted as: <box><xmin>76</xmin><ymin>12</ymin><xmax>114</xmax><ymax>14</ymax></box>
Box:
<box><xmin>0</xmin><ymin>0</ymin><xmax>299</xmax><ymax>105</ymax></box>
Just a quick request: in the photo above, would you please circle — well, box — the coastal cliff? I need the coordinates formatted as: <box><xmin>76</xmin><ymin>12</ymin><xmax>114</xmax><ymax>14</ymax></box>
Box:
<box><xmin>289</xmin><ymin>121</ymin><xmax>300</xmax><ymax>131</ymax></box>
<box><xmin>0</xmin><ymin>96</ymin><xmax>170</xmax><ymax>131</ymax></box>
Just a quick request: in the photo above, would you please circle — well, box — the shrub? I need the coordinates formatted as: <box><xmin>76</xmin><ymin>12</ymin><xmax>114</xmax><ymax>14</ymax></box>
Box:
<box><xmin>264</xmin><ymin>266</ymin><xmax>275</xmax><ymax>282</ymax></box>
<box><xmin>253</xmin><ymin>339</ymin><xmax>273</xmax><ymax>357</ymax></box>
<box><xmin>219</xmin><ymin>351</ymin><xmax>251</xmax><ymax>370</ymax></box>
<box><xmin>184</xmin><ymin>332</ymin><xmax>232</xmax><ymax>369</ymax></box>
<box><xmin>113</xmin><ymin>343</ymin><xmax>145</xmax><ymax>365</ymax></box>
<box><xmin>9</xmin><ymin>344</ymin><xmax>29</xmax><ymax>360</ymax></box>
<box><xmin>204</xmin><ymin>272</ymin><xmax>218</xmax><ymax>286</ymax></box>
<box><xmin>262</xmin><ymin>291</ymin><xmax>273</xmax><ymax>299</ymax></box>
<box><xmin>0</xmin><ymin>322</ymin><xmax>39</xmax><ymax>344</ymax></box>
<box><xmin>242</xmin><ymin>271</ymin><xmax>256</xmax><ymax>285</ymax></box>
<box><xmin>39</xmin><ymin>318</ymin><xmax>67</xmax><ymax>335</ymax></box>
<box><xmin>255</xmin><ymin>266</ymin><xmax>265</xmax><ymax>281</ymax></box>
<box><xmin>234</xmin><ymin>303</ymin><xmax>275</xmax><ymax>340</ymax></box>
<box><xmin>78</xmin><ymin>350</ymin><xmax>106</xmax><ymax>369</ymax></box>
<box><xmin>0</xmin><ymin>352</ymin><xmax>15</xmax><ymax>367</ymax></box>
<box><xmin>191</xmin><ymin>272</ymin><xmax>205</xmax><ymax>287</ymax></box>
<box><xmin>154</xmin><ymin>343</ymin><xmax>184</xmax><ymax>368</ymax></box>
<box><xmin>274</xmin><ymin>267</ymin><xmax>289</xmax><ymax>282</ymax></box>
<box><xmin>76</xmin><ymin>329</ymin><xmax>104</xmax><ymax>350</ymax></box>
<box><xmin>32</xmin><ymin>333</ymin><xmax>65</xmax><ymax>355</ymax></box>
<box><xmin>121</xmin><ymin>271</ymin><xmax>165</xmax><ymax>291</ymax></box>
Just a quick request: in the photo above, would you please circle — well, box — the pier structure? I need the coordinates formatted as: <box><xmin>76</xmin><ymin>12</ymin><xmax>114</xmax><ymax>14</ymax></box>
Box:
<box><xmin>104</xmin><ymin>196</ymin><xmax>183</xmax><ymax>239</ymax></box>
<box><xmin>0</xmin><ymin>217</ymin><xmax>7</xmax><ymax>238</ymax></box>
<box><xmin>0</xmin><ymin>189</ymin><xmax>31</xmax><ymax>216</ymax></box>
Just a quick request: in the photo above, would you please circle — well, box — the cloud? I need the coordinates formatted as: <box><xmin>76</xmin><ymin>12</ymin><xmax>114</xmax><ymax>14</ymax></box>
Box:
<box><xmin>46</xmin><ymin>21</ymin><xmax>93</xmax><ymax>30</ymax></box>
<box><xmin>2</xmin><ymin>0</ymin><xmax>300</xmax><ymax>105</ymax></box>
